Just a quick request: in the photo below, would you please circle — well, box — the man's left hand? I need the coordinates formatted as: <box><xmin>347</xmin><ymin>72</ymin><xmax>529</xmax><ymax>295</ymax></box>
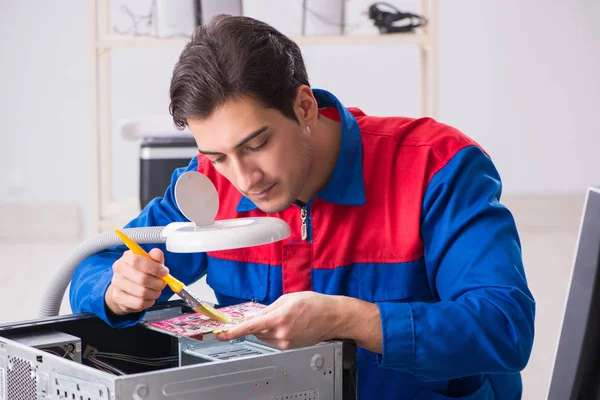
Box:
<box><xmin>217</xmin><ymin>291</ymin><xmax>342</xmax><ymax>350</ymax></box>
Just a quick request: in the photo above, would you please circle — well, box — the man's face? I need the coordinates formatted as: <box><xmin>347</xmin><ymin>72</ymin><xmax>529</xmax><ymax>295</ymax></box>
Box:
<box><xmin>188</xmin><ymin>95</ymin><xmax>313</xmax><ymax>213</ymax></box>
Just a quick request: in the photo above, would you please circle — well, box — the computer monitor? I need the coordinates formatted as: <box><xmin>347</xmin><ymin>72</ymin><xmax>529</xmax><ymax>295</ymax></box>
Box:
<box><xmin>548</xmin><ymin>187</ymin><xmax>600</xmax><ymax>399</ymax></box>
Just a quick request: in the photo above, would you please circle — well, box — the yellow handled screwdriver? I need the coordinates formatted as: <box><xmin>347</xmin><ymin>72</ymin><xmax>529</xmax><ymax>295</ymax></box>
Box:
<box><xmin>114</xmin><ymin>229</ymin><xmax>232</xmax><ymax>324</ymax></box>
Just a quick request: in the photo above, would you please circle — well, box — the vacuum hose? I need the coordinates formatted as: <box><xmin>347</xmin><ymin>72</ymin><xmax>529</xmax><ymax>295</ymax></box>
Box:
<box><xmin>38</xmin><ymin>227</ymin><xmax>165</xmax><ymax>318</ymax></box>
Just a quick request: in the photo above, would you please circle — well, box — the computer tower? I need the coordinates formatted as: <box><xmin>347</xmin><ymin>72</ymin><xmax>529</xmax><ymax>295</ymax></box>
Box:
<box><xmin>0</xmin><ymin>301</ymin><xmax>357</xmax><ymax>399</ymax></box>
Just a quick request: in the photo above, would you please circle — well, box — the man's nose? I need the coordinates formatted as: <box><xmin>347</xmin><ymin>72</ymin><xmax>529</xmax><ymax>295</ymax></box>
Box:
<box><xmin>234</xmin><ymin>160</ymin><xmax>263</xmax><ymax>193</ymax></box>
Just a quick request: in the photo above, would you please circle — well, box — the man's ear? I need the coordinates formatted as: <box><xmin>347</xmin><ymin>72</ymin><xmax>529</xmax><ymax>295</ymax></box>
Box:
<box><xmin>294</xmin><ymin>85</ymin><xmax>319</xmax><ymax>128</ymax></box>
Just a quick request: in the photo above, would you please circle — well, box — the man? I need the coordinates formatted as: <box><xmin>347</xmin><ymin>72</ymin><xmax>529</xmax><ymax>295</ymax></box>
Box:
<box><xmin>70</xmin><ymin>15</ymin><xmax>535</xmax><ymax>399</ymax></box>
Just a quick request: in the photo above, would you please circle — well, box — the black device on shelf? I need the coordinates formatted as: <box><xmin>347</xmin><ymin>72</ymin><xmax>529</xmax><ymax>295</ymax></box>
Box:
<box><xmin>139</xmin><ymin>136</ymin><xmax>198</xmax><ymax>210</ymax></box>
<box><xmin>367</xmin><ymin>2</ymin><xmax>427</xmax><ymax>34</ymax></box>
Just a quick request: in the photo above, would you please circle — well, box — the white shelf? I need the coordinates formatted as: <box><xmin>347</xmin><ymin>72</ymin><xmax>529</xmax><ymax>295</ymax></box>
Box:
<box><xmin>97</xmin><ymin>31</ymin><xmax>430</xmax><ymax>49</ymax></box>
<box><xmin>294</xmin><ymin>31</ymin><xmax>430</xmax><ymax>46</ymax></box>
<box><xmin>98</xmin><ymin>36</ymin><xmax>189</xmax><ymax>49</ymax></box>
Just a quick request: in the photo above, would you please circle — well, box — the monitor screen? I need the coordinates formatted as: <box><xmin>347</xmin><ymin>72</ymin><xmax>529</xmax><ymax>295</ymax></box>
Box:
<box><xmin>548</xmin><ymin>187</ymin><xmax>600</xmax><ymax>399</ymax></box>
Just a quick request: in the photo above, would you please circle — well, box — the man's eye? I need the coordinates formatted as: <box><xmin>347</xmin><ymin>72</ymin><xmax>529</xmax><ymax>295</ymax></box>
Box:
<box><xmin>247</xmin><ymin>138</ymin><xmax>268</xmax><ymax>152</ymax></box>
<box><xmin>210</xmin><ymin>156</ymin><xmax>226</xmax><ymax>164</ymax></box>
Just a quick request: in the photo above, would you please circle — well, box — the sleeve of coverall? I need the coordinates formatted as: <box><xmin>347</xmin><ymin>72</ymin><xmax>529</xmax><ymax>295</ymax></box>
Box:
<box><xmin>376</xmin><ymin>145</ymin><xmax>536</xmax><ymax>381</ymax></box>
<box><xmin>69</xmin><ymin>156</ymin><xmax>208</xmax><ymax>328</ymax></box>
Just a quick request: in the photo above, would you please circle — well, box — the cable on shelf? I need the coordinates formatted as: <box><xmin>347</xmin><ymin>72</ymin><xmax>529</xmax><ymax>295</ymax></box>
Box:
<box><xmin>367</xmin><ymin>2</ymin><xmax>427</xmax><ymax>34</ymax></box>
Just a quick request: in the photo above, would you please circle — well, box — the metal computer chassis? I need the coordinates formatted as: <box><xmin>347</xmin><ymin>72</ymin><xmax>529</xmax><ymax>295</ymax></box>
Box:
<box><xmin>0</xmin><ymin>301</ymin><xmax>357</xmax><ymax>400</ymax></box>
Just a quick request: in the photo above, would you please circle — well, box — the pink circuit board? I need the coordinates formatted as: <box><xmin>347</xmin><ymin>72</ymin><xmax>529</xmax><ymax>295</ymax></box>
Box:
<box><xmin>144</xmin><ymin>302</ymin><xmax>267</xmax><ymax>341</ymax></box>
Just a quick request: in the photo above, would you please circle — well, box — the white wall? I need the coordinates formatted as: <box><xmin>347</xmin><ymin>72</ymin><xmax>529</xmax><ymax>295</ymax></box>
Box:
<box><xmin>439</xmin><ymin>0</ymin><xmax>600</xmax><ymax>195</ymax></box>
<box><xmin>1</xmin><ymin>0</ymin><xmax>599</xmax><ymax>235</ymax></box>
<box><xmin>0</xmin><ymin>0</ymin><xmax>90</xmax><ymax>208</ymax></box>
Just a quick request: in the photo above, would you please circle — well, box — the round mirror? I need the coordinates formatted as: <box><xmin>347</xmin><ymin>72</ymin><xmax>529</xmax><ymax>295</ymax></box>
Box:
<box><xmin>174</xmin><ymin>171</ymin><xmax>219</xmax><ymax>227</ymax></box>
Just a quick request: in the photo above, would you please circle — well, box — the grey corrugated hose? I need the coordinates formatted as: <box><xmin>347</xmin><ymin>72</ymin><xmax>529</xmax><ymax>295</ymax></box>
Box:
<box><xmin>38</xmin><ymin>227</ymin><xmax>165</xmax><ymax>318</ymax></box>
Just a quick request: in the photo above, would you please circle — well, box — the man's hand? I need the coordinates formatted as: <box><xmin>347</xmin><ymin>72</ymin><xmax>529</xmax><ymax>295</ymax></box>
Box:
<box><xmin>105</xmin><ymin>249</ymin><xmax>169</xmax><ymax>316</ymax></box>
<box><xmin>217</xmin><ymin>292</ymin><xmax>383</xmax><ymax>353</ymax></box>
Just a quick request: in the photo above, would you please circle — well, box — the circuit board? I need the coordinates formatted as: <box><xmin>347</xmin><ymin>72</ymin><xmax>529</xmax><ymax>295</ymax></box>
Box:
<box><xmin>144</xmin><ymin>302</ymin><xmax>267</xmax><ymax>341</ymax></box>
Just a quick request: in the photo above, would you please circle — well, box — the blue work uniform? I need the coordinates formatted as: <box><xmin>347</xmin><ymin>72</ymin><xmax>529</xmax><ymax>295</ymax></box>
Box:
<box><xmin>70</xmin><ymin>89</ymin><xmax>535</xmax><ymax>399</ymax></box>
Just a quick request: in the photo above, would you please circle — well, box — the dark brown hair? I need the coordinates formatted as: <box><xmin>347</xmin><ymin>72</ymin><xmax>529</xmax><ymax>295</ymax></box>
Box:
<box><xmin>169</xmin><ymin>15</ymin><xmax>310</xmax><ymax>129</ymax></box>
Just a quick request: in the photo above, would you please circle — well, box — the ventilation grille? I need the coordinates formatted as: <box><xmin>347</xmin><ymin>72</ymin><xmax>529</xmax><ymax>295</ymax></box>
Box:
<box><xmin>275</xmin><ymin>389</ymin><xmax>318</xmax><ymax>400</ymax></box>
<box><xmin>206</xmin><ymin>344</ymin><xmax>268</xmax><ymax>360</ymax></box>
<box><xmin>190</xmin><ymin>342</ymin><xmax>272</xmax><ymax>361</ymax></box>
<box><xmin>6</xmin><ymin>356</ymin><xmax>36</xmax><ymax>400</ymax></box>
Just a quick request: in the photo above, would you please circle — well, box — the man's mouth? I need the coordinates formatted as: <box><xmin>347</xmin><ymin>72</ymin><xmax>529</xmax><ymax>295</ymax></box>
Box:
<box><xmin>247</xmin><ymin>183</ymin><xmax>276</xmax><ymax>200</ymax></box>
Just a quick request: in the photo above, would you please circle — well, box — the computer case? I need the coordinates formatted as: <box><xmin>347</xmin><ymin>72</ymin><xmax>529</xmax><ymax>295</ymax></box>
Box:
<box><xmin>0</xmin><ymin>301</ymin><xmax>357</xmax><ymax>399</ymax></box>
